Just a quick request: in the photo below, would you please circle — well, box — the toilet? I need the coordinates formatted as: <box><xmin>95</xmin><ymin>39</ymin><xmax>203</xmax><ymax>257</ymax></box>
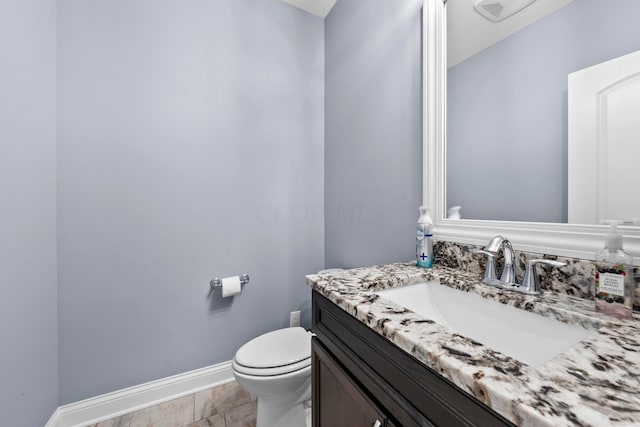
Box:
<box><xmin>232</xmin><ymin>326</ymin><xmax>312</xmax><ymax>427</ymax></box>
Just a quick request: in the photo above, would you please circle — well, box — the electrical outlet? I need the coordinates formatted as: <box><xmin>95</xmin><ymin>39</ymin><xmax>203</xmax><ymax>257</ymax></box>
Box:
<box><xmin>289</xmin><ymin>310</ymin><xmax>301</xmax><ymax>327</ymax></box>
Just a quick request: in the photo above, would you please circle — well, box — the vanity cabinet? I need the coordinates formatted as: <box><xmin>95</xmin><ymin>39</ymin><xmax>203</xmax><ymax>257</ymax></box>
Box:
<box><xmin>311</xmin><ymin>291</ymin><xmax>516</xmax><ymax>427</ymax></box>
<box><xmin>313</xmin><ymin>339</ymin><xmax>394</xmax><ymax>427</ymax></box>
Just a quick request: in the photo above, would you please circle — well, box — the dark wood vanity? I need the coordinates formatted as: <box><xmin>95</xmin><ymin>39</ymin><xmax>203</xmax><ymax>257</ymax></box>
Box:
<box><xmin>311</xmin><ymin>291</ymin><xmax>516</xmax><ymax>427</ymax></box>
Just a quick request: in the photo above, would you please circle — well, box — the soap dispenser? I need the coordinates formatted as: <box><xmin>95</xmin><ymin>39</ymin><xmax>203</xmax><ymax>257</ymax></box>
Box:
<box><xmin>416</xmin><ymin>205</ymin><xmax>433</xmax><ymax>268</ymax></box>
<box><xmin>595</xmin><ymin>221</ymin><xmax>634</xmax><ymax>319</ymax></box>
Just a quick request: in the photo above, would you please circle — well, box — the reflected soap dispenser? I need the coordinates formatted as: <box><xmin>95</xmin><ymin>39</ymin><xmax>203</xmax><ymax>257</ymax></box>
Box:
<box><xmin>595</xmin><ymin>221</ymin><xmax>634</xmax><ymax>319</ymax></box>
<box><xmin>416</xmin><ymin>205</ymin><xmax>434</xmax><ymax>268</ymax></box>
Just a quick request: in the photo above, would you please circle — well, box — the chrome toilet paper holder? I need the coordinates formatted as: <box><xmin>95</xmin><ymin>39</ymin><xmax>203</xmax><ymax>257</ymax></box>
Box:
<box><xmin>209</xmin><ymin>274</ymin><xmax>250</xmax><ymax>296</ymax></box>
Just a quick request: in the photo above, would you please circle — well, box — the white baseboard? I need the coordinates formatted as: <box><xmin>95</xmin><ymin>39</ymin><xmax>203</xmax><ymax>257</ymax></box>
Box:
<box><xmin>46</xmin><ymin>361</ymin><xmax>234</xmax><ymax>427</ymax></box>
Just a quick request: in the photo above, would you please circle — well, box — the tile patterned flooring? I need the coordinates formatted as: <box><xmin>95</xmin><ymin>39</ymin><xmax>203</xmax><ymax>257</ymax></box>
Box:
<box><xmin>89</xmin><ymin>381</ymin><xmax>257</xmax><ymax>427</ymax></box>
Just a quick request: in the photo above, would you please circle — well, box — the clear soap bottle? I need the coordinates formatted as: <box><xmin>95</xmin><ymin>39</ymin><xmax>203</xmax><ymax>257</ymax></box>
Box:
<box><xmin>595</xmin><ymin>221</ymin><xmax>634</xmax><ymax>319</ymax></box>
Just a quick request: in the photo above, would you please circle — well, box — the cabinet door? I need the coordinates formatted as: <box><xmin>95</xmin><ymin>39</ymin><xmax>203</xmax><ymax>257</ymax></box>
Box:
<box><xmin>313</xmin><ymin>339</ymin><xmax>389</xmax><ymax>427</ymax></box>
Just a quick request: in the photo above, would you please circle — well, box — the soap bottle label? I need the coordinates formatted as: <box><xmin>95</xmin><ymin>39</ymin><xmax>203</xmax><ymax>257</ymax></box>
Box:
<box><xmin>595</xmin><ymin>265</ymin><xmax>626</xmax><ymax>303</ymax></box>
<box><xmin>416</xmin><ymin>226</ymin><xmax>433</xmax><ymax>268</ymax></box>
<box><xmin>599</xmin><ymin>272</ymin><xmax>625</xmax><ymax>297</ymax></box>
<box><xmin>595</xmin><ymin>263</ymin><xmax>632</xmax><ymax>318</ymax></box>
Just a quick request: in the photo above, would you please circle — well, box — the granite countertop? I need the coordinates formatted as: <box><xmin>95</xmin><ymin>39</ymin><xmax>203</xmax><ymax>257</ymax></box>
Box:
<box><xmin>306</xmin><ymin>263</ymin><xmax>640</xmax><ymax>427</ymax></box>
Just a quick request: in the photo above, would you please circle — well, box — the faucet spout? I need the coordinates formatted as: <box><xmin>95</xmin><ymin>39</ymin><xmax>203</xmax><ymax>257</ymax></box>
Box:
<box><xmin>478</xmin><ymin>235</ymin><xmax>516</xmax><ymax>286</ymax></box>
<box><xmin>469</xmin><ymin>235</ymin><xmax>516</xmax><ymax>286</ymax></box>
<box><xmin>498</xmin><ymin>239</ymin><xmax>516</xmax><ymax>286</ymax></box>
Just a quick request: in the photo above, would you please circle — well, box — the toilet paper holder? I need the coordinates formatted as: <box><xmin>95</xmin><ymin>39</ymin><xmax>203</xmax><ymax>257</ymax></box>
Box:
<box><xmin>209</xmin><ymin>274</ymin><xmax>250</xmax><ymax>296</ymax></box>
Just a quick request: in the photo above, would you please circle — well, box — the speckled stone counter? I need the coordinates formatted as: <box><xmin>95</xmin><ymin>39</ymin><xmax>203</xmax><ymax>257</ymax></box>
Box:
<box><xmin>306</xmin><ymin>263</ymin><xmax>640</xmax><ymax>427</ymax></box>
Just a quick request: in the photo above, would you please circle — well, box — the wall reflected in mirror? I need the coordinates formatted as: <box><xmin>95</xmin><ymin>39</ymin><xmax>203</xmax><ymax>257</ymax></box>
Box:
<box><xmin>446</xmin><ymin>0</ymin><xmax>640</xmax><ymax>224</ymax></box>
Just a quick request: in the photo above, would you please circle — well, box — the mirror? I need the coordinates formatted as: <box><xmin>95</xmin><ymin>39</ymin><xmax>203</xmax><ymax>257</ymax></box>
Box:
<box><xmin>445</xmin><ymin>0</ymin><xmax>640</xmax><ymax>224</ymax></box>
<box><xmin>422</xmin><ymin>0</ymin><xmax>640</xmax><ymax>262</ymax></box>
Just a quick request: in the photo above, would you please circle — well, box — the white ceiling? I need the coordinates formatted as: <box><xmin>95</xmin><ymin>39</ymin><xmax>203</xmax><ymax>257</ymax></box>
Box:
<box><xmin>278</xmin><ymin>0</ymin><xmax>337</xmax><ymax>18</ymax></box>
<box><xmin>277</xmin><ymin>0</ymin><xmax>577</xmax><ymax>63</ymax></box>
<box><xmin>448</xmin><ymin>0</ymin><xmax>577</xmax><ymax>67</ymax></box>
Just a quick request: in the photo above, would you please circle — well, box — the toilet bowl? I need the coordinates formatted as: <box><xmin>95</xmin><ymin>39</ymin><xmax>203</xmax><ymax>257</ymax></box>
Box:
<box><xmin>232</xmin><ymin>327</ymin><xmax>312</xmax><ymax>427</ymax></box>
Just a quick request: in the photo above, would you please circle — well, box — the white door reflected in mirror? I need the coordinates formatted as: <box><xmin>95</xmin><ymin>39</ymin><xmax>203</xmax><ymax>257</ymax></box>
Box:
<box><xmin>568</xmin><ymin>49</ymin><xmax>640</xmax><ymax>225</ymax></box>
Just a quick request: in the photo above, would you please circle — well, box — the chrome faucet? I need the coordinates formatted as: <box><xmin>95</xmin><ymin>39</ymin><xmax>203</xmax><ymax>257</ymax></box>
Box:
<box><xmin>469</xmin><ymin>235</ymin><xmax>516</xmax><ymax>286</ymax></box>
<box><xmin>469</xmin><ymin>236</ymin><xmax>566</xmax><ymax>295</ymax></box>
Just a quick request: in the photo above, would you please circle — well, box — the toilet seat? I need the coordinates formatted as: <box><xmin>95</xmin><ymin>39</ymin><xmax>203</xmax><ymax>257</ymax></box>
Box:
<box><xmin>233</xmin><ymin>327</ymin><xmax>311</xmax><ymax>377</ymax></box>
<box><xmin>232</xmin><ymin>357</ymin><xmax>311</xmax><ymax>377</ymax></box>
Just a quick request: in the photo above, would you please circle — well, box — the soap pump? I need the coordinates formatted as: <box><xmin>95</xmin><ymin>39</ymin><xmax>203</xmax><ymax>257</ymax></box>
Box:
<box><xmin>595</xmin><ymin>221</ymin><xmax>634</xmax><ymax>319</ymax></box>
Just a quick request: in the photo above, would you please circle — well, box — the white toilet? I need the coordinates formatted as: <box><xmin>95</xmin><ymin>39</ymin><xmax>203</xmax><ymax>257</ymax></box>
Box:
<box><xmin>232</xmin><ymin>326</ymin><xmax>312</xmax><ymax>427</ymax></box>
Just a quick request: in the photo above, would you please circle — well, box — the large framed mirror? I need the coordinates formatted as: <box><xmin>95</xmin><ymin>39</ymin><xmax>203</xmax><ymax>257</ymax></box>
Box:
<box><xmin>423</xmin><ymin>0</ymin><xmax>640</xmax><ymax>262</ymax></box>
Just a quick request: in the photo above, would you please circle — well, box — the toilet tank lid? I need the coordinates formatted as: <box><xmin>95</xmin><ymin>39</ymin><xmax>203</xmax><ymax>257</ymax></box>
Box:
<box><xmin>234</xmin><ymin>327</ymin><xmax>311</xmax><ymax>369</ymax></box>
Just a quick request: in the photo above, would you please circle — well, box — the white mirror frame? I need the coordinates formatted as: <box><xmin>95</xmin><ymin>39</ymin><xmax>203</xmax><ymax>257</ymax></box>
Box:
<box><xmin>422</xmin><ymin>0</ymin><xmax>640</xmax><ymax>264</ymax></box>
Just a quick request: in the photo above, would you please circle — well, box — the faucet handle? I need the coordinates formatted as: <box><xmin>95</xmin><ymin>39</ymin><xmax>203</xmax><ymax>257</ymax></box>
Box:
<box><xmin>467</xmin><ymin>248</ymin><xmax>496</xmax><ymax>257</ymax></box>
<box><xmin>518</xmin><ymin>259</ymin><xmax>566</xmax><ymax>295</ymax></box>
<box><xmin>467</xmin><ymin>247</ymin><xmax>499</xmax><ymax>285</ymax></box>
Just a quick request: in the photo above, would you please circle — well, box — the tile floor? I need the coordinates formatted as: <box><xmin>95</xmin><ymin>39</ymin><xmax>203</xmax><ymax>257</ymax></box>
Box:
<box><xmin>88</xmin><ymin>381</ymin><xmax>257</xmax><ymax>427</ymax></box>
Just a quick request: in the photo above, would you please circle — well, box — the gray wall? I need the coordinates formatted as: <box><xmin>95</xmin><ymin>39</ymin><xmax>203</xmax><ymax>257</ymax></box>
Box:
<box><xmin>324</xmin><ymin>0</ymin><xmax>423</xmax><ymax>268</ymax></box>
<box><xmin>57</xmin><ymin>0</ymin><xmax>324</xmax><ymax>404</ymax></box>
<box><xmin>447</xmin><ymin>0</ymin><xmax>640</xmax><ymax>223</ymax></box>
<box><xmin>0</xmin><ymin>0</ymin><xmax>59</xmax><ymax>425</ymax></box>
<box><xmin>2</xmin><ymin>0</ymin><xmax>422</xmax><ymax>412</ymax></box>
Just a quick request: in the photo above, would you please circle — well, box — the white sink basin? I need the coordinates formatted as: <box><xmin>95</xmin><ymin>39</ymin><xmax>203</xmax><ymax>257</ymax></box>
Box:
<box><xmin>375</xmin><ymin>282</ymin><xmax>598</xmax><ymax>367</ymax></box>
